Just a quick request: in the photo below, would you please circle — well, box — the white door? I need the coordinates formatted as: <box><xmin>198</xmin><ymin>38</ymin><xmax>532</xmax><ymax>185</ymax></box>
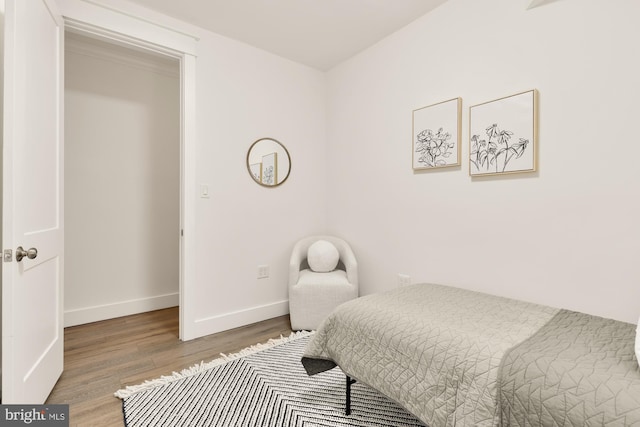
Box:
<box><xmin>2</xmin><ymin>0</ymin><xmax>64</xmax><ymax>403</ymax></box>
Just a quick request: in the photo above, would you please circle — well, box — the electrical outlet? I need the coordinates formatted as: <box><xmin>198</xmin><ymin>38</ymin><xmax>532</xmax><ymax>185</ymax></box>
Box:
<box><xmin>398</xmin><ymin>274</ymin><xmax>411</xmax><ymax>287</ymax></box>
<box><xmin>257</xmin><ymin>265</ymin><xmax>269</xmax><ymax>279</ymax></box>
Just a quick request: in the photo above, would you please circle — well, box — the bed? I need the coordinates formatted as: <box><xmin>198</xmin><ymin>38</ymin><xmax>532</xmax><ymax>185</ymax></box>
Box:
<box><xmin>301</xmin><ymin>283</ymin><xmax>640</xmax><ymax>426</ymax></box>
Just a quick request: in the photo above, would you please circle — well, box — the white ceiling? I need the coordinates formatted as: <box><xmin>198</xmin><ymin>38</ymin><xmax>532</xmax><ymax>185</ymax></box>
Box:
<box><xmin>123</xmin><ymin>0</ymin><xmax>448</xmax><ymax>70</ymax></box>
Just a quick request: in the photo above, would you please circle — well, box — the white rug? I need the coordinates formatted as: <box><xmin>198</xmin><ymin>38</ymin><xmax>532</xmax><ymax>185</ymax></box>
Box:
<box><xmin>116</xmin><ymin>331</ymin><xmax>425</xmax><ymax>426</ymax></box>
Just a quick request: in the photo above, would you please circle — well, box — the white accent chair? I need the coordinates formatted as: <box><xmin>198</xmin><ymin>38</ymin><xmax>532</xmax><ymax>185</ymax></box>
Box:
<box><xmin>289</xmin><ymin>235</ymin><xmax>358</xmax><ymax>331</ymax></box>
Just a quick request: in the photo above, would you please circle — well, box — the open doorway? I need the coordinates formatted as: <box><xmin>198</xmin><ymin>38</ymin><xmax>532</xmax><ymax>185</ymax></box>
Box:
<box><xmin>64</xmin><ymin>31</ymin><xmax>180</xmax><ymax>329</ymax></box>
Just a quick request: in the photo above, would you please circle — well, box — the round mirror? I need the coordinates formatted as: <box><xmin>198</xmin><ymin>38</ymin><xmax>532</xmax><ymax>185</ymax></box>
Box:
<box><xmin>246</xmin><ymin>137</ymin><xmax>291</xmax><ymax>187</ymax></box>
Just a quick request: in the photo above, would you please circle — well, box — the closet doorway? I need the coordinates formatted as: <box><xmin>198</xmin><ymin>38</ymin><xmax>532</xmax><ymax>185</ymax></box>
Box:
<box><xmin>64</xmin><ymin>31</ymin><xmax>181</xmax><ymax>330</ymax></box>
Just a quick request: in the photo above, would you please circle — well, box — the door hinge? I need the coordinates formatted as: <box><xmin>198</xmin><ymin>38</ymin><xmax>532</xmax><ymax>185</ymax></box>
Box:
<box><xmin>4</xmin><ymin>249</ymin><xmax>13</xmax><ymax>262</ymax></box>
<box><xmin>181</xmin><ymin>229</ymin><xmax>184</xmax><ymax>237</ymax></box>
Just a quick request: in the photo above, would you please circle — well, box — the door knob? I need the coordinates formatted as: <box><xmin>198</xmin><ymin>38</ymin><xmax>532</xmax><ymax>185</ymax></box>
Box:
<box><xmin>16</xmin><ymin>246</ymin><xmax>37</xmax><ymax>262</ymax></box>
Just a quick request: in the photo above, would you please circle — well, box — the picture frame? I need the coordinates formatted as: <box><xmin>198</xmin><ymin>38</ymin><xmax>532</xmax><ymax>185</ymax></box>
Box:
<box><xmin>412</xmin><ymin>97</ymin><xmax>462</xmax><ymax>170</ymax></box>
<box><xmin>469</xmin><ymin>89</ymin><xmax>538</xmax><ymax>177</ymax></box>
<box><xmin>249</xmin><ymin>162</ymin><xmax>262</xmax><ymax>182</ymax></box>
<box><xmin>261</xmin><ymin>152</ymin><xmax>278</xmax><ymax>185</ymax></box>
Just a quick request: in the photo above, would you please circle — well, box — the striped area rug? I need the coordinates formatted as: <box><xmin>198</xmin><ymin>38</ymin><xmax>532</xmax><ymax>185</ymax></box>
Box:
<box><xmin>116</xmin><ymin>332</ymin><xmax>425</xmax><ymax>426</ymax></box>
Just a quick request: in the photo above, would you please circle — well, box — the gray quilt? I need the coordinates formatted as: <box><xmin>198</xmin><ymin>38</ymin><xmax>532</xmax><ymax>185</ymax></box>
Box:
<box><xmin>301</xmin><ymin>283</ymin><xmax>640</xmax><ymax>426</ymax></box>
<box><xmin>500</xmin><ymin>309</ymin><xmax>640</xmax><ymax>426</ymax></box>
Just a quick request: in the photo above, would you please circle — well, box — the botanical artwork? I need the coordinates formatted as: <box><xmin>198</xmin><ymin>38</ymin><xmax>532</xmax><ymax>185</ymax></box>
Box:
<box><xmin>469</xmin><ymin>90</ymin><xmax>537</xmax><ymax>176</ymax></box>
<box><xmin>412</xmin><ymin>98</ymin><xmax>461</xmax><ymax>170</ymax></box>
<box><xmin>261</xmin><ymin>152</ymin><xmax>278</xmax><ymax>185</ymax></box>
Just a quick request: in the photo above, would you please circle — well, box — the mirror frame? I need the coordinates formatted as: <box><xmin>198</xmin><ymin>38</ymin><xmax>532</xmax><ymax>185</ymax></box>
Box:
<box><xmin>246</xmin><ymin>137</ymin><xmax>292</xmax><ymax>187</ymax></box>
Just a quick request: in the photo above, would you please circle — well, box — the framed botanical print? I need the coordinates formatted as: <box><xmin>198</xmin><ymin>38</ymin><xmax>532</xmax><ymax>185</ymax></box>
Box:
<box><xmin>412</xmin><ymin>97</ymin><xmax>462</xmax><ymax>170</ymax></box>
<box><xmin>469</xmin><ymin>90</ymin><xmax>538</xmax><ymax>176</ymax></box>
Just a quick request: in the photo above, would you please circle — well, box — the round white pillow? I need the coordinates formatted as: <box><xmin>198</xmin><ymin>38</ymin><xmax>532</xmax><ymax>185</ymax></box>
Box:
<box><xmin>307</xmin><ymin>240</ymin><xmax>339</xmax><ymax>272</ymax></box>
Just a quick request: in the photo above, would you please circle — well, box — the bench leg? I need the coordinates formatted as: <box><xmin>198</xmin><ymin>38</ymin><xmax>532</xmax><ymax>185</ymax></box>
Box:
<box><xmin>346</xmin><ymin>375</ymin><xmax>357</xmax><ymax>416</ymax></box>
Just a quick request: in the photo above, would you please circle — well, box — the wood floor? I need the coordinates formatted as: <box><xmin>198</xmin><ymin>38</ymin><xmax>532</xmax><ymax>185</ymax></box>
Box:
<box><xmin>46</xmin><ymin>307</ymin><xmax>293</xmax><ymax>427</ymax></box>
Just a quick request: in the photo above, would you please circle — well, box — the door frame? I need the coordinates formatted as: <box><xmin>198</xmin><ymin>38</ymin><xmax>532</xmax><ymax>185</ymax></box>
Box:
<box><xmin>62</xmin><ymin>17</ymin><xmax>197</xmax><ymax>340</ymax></box>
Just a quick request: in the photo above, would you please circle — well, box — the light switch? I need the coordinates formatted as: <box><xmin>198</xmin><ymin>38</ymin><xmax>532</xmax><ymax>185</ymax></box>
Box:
<box><xmin>200</xmin><ymin>184</ymin><xmax>210</xmax><ymax>198</ymax></box>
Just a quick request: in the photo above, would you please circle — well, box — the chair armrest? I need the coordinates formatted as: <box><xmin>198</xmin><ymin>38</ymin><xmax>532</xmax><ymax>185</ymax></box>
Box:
<box><xmin>289</xmin><ymin>240</ymin><xmax>305</xmax><ymax>287</ymax></box>
<box><xmin>341</xmin><ymin>250</ymin><xmax>358</xmax><ymax>287</ymax></box>
<box><xmin>329</xmin><ymin>237</ymin><xmax>358</xmax><ymax>287</ymax></box>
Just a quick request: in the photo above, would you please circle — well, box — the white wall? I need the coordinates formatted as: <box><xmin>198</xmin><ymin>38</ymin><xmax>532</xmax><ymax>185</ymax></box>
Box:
<box><xmin>190</xmin><ymin>26</ymin><xmax>327</xmax><ymax>335</ymax></box>
<box><xmin>325</xmin><ymin>0</ymin><xmax>640</xmax><ymax>323</ymax></box>
<box><xmin>59</xmin><ymin>0</ymin><xmax>327</xmax><ymax>336</ymax></box>
<box><xmin>64</xmin><ymin>33</ymin><xmax>180</xmax><ymax>326</ymax></box>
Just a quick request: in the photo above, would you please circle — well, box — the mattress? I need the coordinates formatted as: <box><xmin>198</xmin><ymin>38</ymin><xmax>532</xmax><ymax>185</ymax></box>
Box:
<box><xmin>301</xmin><ymin>283</ymin><xmax>640</xmax><ymax>426</ymax></box>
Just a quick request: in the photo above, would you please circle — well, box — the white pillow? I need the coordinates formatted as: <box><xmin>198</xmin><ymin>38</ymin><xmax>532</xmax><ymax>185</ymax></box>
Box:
<box><xmin>307</xmin><ymin>240</ymin><xmax>339</xmax><ymax>273</ymax></box>
<box><xmin>636</xmin><ymin>317</ymin><xmax>640</xmax><ymax>366</ymax></box>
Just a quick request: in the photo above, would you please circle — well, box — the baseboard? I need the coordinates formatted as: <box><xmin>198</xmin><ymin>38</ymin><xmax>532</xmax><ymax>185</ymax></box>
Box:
<box><xmin>64</xmin><ymin>293</ymin><xmax>179</xmax><ymax>327</ymax></box>
<box><xmin>192</xmin><ymin>300</ymin><xmax>289</xmax><ymax>338</ymax></box>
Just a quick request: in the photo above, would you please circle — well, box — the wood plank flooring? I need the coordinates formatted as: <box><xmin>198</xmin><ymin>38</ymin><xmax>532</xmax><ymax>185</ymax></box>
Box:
<box><xmin>45</xmin><ymin>307</ymin><xmax>293</xmax><ymax>427</ymax></box>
